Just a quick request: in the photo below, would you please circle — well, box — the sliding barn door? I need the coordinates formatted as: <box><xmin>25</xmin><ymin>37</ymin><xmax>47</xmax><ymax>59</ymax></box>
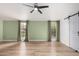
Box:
<box><xmin>70</xmin><ymin>15</ymin><xmax>79</xmax><ymax>51</ymax></box>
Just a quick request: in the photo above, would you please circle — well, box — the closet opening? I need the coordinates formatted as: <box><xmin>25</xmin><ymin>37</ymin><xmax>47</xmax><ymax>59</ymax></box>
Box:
<box><xmin>48</xmin><ymin>21</ymin><xmax>60</xmax><ymax>42</ymax></box>
<box><xmin>20</xmin><ymin>21</ymin><xmax>27</xmax><ymax>42</ymax></box>
<box><xmin>50</xmin><ymin>22</ymin><xmax>57</xmax><ymax>41</ymax></box>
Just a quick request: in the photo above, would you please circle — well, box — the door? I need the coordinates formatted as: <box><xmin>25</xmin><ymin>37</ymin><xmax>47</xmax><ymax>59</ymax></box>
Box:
<box><xmin>70</xmin><ymin>14</ymin><xmax>79</xmax><ymax>50</ymax></box>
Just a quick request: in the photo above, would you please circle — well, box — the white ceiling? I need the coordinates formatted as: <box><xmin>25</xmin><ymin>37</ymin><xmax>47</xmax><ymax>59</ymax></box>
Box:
<box><xmin>0</xmin><ymin>3</ymin><xmax>79</xmax><ymax>21</ymax></box>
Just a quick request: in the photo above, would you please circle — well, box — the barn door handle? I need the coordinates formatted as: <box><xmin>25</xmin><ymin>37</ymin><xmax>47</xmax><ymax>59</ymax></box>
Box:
<box><xmin>77</xmin><ymin>31</ymin><xmax>79</xmax><ymax>36</ymax></box>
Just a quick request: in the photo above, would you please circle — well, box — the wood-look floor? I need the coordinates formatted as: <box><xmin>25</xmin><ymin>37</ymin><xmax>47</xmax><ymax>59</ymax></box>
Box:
<box><xmin>0</xmin><ymin>41</ymin><xmax>79</xmax><ymax>56</ymax></box>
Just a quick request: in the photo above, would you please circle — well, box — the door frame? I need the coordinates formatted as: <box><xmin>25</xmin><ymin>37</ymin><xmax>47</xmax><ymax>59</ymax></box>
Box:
<box><xmin>48</xmin><ymin>21</ymin><xmax>60</xmax><ymax>42</ymax></box>
<box><xmin>17</xmin><ymin>20</ymin><xmax>20</xmax><ymax>41</ymax></box>
<box><xmin>17</xmin><ymin>20</ymin><xmax>29</xmax><ymax>42</ymax></box>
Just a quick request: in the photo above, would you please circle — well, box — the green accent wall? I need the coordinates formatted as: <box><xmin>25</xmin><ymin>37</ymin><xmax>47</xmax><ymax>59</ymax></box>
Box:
<box><xmin>0</xmin><ymin>21</ymin><xmax>3</xmax><ymax>41</ymax></box>
<box><xmin>28</xmin><ymin>21</ymin><xmax>48</xmax><ymax>41</ymax></box>
<box><xmin>3</xmin><ymin>21</ymin><xmax>18</xmax><ymax>41</ymax></box>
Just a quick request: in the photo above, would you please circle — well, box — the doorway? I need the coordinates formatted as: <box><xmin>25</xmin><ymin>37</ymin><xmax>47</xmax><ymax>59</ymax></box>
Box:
<box><xmin>20</xmin><ymin>21</ymin><xmax>27</xmax><ymax>42</ymax></box>
<box><xmin>48</xmin><ymin>21</ymin><xmax>60</xmax><ymax>42</ymax></box>
<box><xmin>50</xmin><ymin>22</ymin><xmax>57</xmax><ymax>41</ymax></box>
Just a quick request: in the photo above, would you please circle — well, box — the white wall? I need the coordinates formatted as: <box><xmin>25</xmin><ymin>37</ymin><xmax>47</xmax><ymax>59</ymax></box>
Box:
<box><xmin>60</xmin><ymin>19</ymin><xmax>69</xmax><ymax>46</ymax></box>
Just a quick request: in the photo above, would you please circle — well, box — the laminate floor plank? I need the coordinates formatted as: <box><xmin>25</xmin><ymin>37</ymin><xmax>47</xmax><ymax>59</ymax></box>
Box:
<box><xmin>0</xmin><ymin>41</ymin><xmax>79</xmax><ymax>56</ymax></box>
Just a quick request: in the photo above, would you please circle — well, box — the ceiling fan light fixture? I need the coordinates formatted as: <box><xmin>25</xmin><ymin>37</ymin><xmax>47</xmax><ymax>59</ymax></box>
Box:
<box><xmin>23</xmin><ymin>3</ymin><xmax>49</xmax><ymax>14</ymax></box>
<box><xmin>34</xmin><ymin>8</ymin><xmax>38</xmax><ymax>10</ymax></box>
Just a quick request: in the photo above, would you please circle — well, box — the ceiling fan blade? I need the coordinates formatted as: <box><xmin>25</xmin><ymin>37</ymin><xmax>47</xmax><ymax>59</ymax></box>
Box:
<box><xmin>23</xmin><ymin>4</ymin><xmax>33</xmax><ymax>8</ymax></box>
<box><xmin>38</xmin><ymin>9</ymin><xmax>42</xmax><ymax>14</ymax></box>
<box><xmin>38</xmin><ymin>6</ymin><xmax>49</xmax><ymax>9</ymax></box>
<box><xmin>30</xmin><ymin>9</ymin><xmax>34</xmax><ymax>13</ymax></box>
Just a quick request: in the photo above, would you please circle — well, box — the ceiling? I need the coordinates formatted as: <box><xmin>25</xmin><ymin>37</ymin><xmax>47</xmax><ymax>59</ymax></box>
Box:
<box><xmin>0</xmin><ymin>3</ymin><xmax>79</xmax><ymax>21</ymax></box>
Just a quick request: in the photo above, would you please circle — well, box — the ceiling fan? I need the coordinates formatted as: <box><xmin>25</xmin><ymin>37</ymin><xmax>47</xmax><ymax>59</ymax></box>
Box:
<box><xmin>23</xmin><ymin>3</ymin><xmax>49</xmax><ymax>14</ymax></box>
